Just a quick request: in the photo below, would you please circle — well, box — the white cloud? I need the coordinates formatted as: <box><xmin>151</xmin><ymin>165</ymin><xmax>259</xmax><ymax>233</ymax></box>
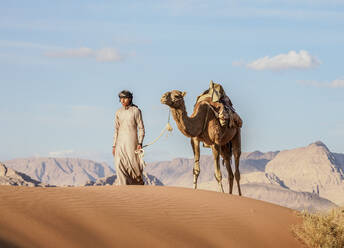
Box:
<box><xmin>95</xmin><ymin>48</ymin><xmax>123</xmax><ymax>62</ymax></box>
<box><xmin>330</xmin><ymin>79</ymin><xmax>344</xmax><ymax>88</ymax></box>
<box><xmin>236</xmin><ymin>50</ymin><xmax>321</xmax><ymax>71</ymax></box>
<box><xmin>45</xmin><ymin>47</ymin><xmax>126</xmax><ymax>62</ymax></box>
<box><xmin>299</xmin><ymin>78</ymin><xmax>344</xmax><ymax>88</ymax></box>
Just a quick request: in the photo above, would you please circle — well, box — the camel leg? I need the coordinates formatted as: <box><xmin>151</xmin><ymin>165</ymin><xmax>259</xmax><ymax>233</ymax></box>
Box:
<box><xmin>212</xmin><ymin>144</ymin><xmax>224</xmax><ymax>193</ymax></box>
<box><xmin>232</xmin><ymin>130</ymin><xmax>242</xmax><ymax>196</ymax></box>
<box><xmin>191</xmin><ymin>137</ymin><xmax>200</xmax><ymax>189</ymax></box>
<box><xmin>221</xmin><ymin>143</ymin><xmax>234</xmax><ymax>194</ymax></box>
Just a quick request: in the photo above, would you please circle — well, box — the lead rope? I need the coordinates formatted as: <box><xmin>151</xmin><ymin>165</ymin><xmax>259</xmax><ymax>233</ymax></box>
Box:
<box><xmin>135</xmin><ymin>109</ymin><xmax>173</xmax><ymax>167</ymax></box>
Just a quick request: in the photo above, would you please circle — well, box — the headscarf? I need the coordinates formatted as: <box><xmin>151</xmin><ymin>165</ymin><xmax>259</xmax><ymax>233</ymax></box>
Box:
<box><xmin>118</xmin><ymin>90</ymin><xmax>133</xmax><ymax>99</ymax></box>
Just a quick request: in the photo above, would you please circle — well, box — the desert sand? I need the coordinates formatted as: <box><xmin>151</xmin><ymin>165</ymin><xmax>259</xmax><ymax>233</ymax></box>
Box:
<box><xmin>0</xmin><ymin>186</ymin><xmax>304</xmax><ymax>248</ymax></box>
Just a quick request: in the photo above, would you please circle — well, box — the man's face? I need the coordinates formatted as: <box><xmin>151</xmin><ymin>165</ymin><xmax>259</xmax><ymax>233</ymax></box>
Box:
<box><xmin>120</xmin><ymin>97</ymin><xmax>131</xmax><ymax>107</ymax></box>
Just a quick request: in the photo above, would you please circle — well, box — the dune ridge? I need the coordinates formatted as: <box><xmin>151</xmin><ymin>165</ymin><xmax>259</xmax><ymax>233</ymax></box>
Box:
<box><xmin>0</xmin><ymin>186</ymin><xmax>304</xmax><ymax>248</ymax></box>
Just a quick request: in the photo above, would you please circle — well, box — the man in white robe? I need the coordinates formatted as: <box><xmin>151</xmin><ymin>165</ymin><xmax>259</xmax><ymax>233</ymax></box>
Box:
<box><xmin>112</xmin><ymin>90</ymin><xmax>145</xmax><ymax>185</ymax></box>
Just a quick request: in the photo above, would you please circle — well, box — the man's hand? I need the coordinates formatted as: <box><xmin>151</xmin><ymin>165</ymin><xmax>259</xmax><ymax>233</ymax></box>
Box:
<box><xmin>112</xmin><ymin>147</ymin><xmax>116</xmax><ymax>156</ymax></box>
<box><xmin>137</xmin><ymin>144</ymin><xmax>142</xmax><ymax>150</ymax></box>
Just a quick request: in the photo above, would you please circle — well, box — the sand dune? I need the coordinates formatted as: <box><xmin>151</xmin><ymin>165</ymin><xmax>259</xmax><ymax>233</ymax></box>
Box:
<box><xmin>0</xmin><ymin>186</ymin><xmax>304</xmax><ymax>248</ymax></box>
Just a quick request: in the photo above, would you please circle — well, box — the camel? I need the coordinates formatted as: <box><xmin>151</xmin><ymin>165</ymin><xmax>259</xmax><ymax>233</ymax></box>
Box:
<box><xmin>161</xmin><ymin>90</ymin><xmax>242</xmax><ymax>195</ymax></box>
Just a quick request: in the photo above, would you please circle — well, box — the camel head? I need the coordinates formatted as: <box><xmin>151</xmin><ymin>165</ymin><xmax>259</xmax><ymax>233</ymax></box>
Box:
<box><xmin>160</xmin><ymin>90</ymin><xmax>187</xmax><ymax>109</ymax></box>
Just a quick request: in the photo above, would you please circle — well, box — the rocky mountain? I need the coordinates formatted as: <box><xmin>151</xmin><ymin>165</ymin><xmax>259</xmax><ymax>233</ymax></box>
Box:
<box><xmin>4</xmin><ymin>157</ymin><xmax>115</xmax><ymax>186</ymax></box>
<box><xmin>0</xmin><ymin>162</ymin><xmax>50</xmax><ymax>187</ymax></box>
<box><xmin>85</xmin><ymin>172</ymin><xmax>163</xmax><ymax>186</ymax></box>
<box><xmin>143</xmin><ymin>172</ymin><xmax>164</xmax><ymax>186</ymax></box>
<box><xmin>264</xmin><ymin>141</ymin><xmax>344</xmax><ymax>205</ymax></box>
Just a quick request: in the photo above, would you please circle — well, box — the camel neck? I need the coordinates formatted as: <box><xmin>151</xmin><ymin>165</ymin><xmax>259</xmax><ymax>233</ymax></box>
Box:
<box><xmin>170</xmin><ymin>104</ymin><xmax>207</xmax><ymax>138</ymax></box>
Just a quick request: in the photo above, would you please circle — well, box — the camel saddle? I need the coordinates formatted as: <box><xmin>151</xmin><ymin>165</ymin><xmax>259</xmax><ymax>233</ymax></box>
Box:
<box><xmin>196</xmin><ymin>80</ymin><xmax>242</xmax><ymax>129</ymax></box>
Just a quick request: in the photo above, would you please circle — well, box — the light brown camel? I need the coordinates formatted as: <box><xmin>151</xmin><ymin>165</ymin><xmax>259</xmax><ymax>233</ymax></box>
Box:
<box><xmin>161</xmin><ymin>90</ymin><xmax>242</xmax><ymax>195</ymax></box>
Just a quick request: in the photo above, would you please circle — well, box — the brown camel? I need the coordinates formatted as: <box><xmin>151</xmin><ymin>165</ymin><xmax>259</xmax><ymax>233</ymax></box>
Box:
<box><xmin>161</xmin><ymin>90</ymin><xmax>242</xmax><ymax>195</ymax></box>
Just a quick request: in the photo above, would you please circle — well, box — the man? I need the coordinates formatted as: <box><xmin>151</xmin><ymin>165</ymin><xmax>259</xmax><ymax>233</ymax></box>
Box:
<box><xmin>112</xmin><ymin>90</ymin><xmax>145</xmax><ymax>185</ymax></box>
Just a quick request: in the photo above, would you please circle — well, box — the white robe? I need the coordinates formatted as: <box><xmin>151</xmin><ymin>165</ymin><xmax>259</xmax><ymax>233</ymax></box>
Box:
<box><xmin>113</xmin><ymin>105</ymin><xmax>145</xmax><ymax>185</ymax></box>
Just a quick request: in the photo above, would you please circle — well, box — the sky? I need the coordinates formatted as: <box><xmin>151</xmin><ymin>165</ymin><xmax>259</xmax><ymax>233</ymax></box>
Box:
<box><xmin>1</xmin><ymin>0</ymin><xmax>343</xmax><ymax>166</ymax></box>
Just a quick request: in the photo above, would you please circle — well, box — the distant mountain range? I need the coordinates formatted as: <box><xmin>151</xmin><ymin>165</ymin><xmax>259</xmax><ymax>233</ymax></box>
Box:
<box><xmin>4</xmin><ymin>157</ymin><xmax>115</xmax><ymax>186</ymax></box>
<box><xmin>2</xmin><ymin>157</ymin><xmax>163</xmax><ymax>187</ymax></box>
<box><xmin>1</xmin><ymin>141</ymin><xmax>343</xmax><ymax>211</ymax></box>
<box><xmin>145</xmin><ymin>141</ymin><xmax>344</xmax><ymax>210</ymax></box>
